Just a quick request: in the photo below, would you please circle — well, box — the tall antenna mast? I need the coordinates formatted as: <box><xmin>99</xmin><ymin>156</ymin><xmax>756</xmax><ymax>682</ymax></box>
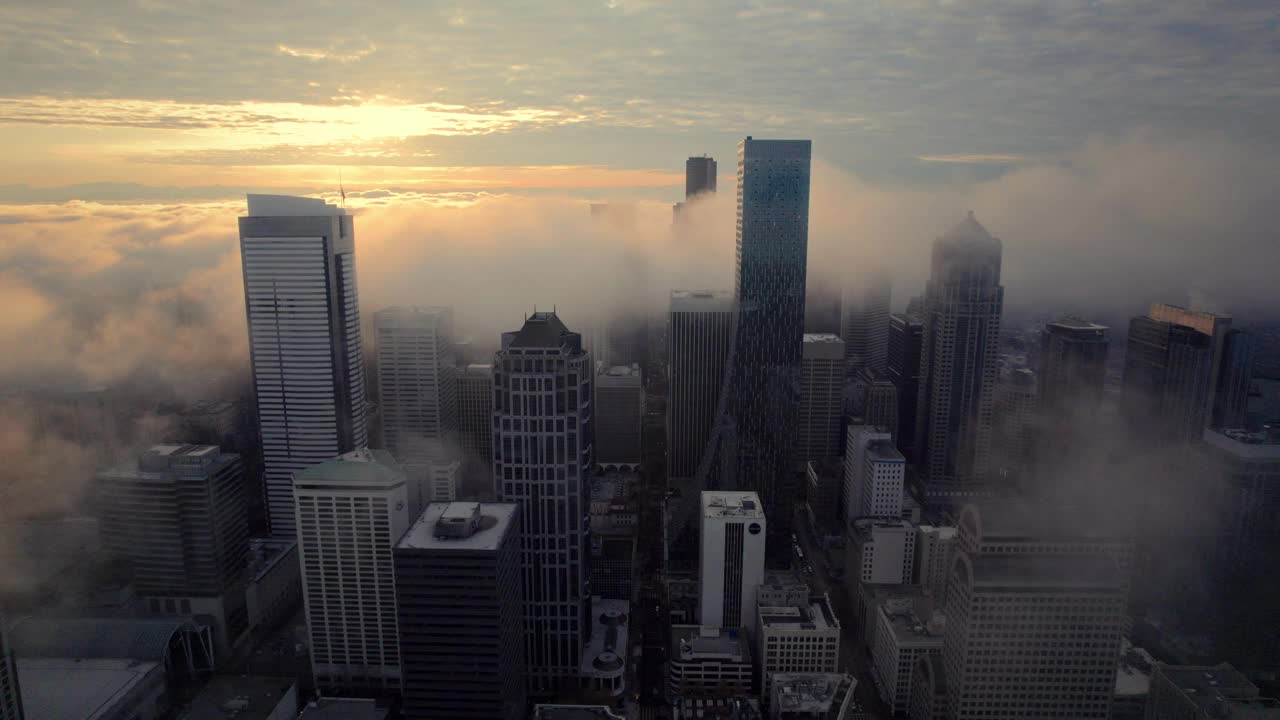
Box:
<box><xmin>338</xmin><ymin>168</ymin><xmax>346</xmax><ymax>208</ymax></box>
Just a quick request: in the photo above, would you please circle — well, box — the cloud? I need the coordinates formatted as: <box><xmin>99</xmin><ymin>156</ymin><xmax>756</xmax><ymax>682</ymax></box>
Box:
<box><xmin>915</xmin><ymin>154</ymin><xmax>1025</xmax><ymax>164</ymax></box>
<box><xmin>277</xmin><ymin>43</ymin><xmax>377</xmax><ymax>63</ymax></box>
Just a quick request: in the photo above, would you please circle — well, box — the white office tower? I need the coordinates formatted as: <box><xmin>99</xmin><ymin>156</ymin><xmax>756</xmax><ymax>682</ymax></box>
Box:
<box><xmin>843</xmin><ymin>426</ymin><xmax>902</xmax><ymax>525</ymax></box>
<box><xmin>798</xmin><ymin>334</ymin><xmax>846</xmax><ymax>463</ymax></box>
<box><xmin>492</xmin><ymin>312</ymin><xmax>593</xmax><ymax>693</ymax></box>
<box><xmin>940</xmin><ymin>552</ymin><xmax>1126</xmax><ymax>719</ymax></box>
<box><xmin>699</xmin><ymin>491</ymin><xmax>767</xmax><ymax>630</ymax></box>
<box><xmin>842</xmin><ymin>274</ymin><xmax>892</xmax><ymax>376</ymax></box>
<box><xmin>293</xmin><ymin>448</ymin><xmax>410</xmax><ymax>694</ymax></box>
<box><xmin>374</xmin><ymin>306</ymin><xmax>457</xmax><ymax>463</ymax></box>
<box><xmin>595</xmin><ymin>364</ymin><xmax>642</xmax><ymax>467</ymax></box>
<box><xmin>849</xmin><ymin>519</ymin><xmax>917</xmax><ymax>585</ymax></box>
<box><xmin>240</xmin><ymin>194</ymin><xmax>367</xmax><ymax>537</ymax></box>
<box><xmin>758</xmin><ymin>596</ymin><xmax>841</xmax><ymax>708</ymax></box>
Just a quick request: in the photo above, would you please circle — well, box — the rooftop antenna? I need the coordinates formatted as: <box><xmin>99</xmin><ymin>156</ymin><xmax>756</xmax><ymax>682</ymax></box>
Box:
<box><xmin>339</xmin><ymin>168</ymin><xmax>346</xmax><ymax>207</ymax></box>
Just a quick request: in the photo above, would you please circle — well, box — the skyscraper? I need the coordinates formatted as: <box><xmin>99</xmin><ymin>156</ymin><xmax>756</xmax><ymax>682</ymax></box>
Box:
<box><xmin>1039</xmin><ymin>317</ymin><xmax>1109</xmax><ymax>423</ymax></box>
<box><xmin>1122</xmin><ymin>315</ymin><xmax>1214</xmax><ymax>443</ymax></box>
<box><xmin>843</xmin><ymin>425</ymin><xmax>896</xmax><ymax>524</ymax></box>
<box><xmin>798</xmin><ymin>334</ymin><xmax>846</xmax><ymax>463</ymax></box>
<box><xmin>293</xmin><ymin>448</ymin><xmax>410</xmax><ymax>694</ymax></box>
<box><xmin>686</xmin><ymin>156</ymin><xmax>717</xmax><ymax>198</ymax></box>
<box><xmin>96</xmin><ymin>444</ymin><xmax>250</xmax><ymax>654</ymax></box>
<box><xmin>887</xmin><ymin>312</ymin><xmax>924</xmax><ymax>457</ymax></box>
<box><xmin>842</xmin><ymin>274</ymin><xmax>892</xmax><ymax>376</ymax></box>
<box><xmin>667</xmin><ymin>290</ymin><xmax>734</xmax><ymax>480</ymax></box>
<box><xmin>915</xmin><ymin>213</ymin><xmax>1004</xmax><ymax>505</ymax></box>
<box><xmin>727</xmin><ymin>137</ymin><xmax>811</xmax><ymax>556</ymax></box>
<box><xmin>374</xmin><ymin>306</ymin><xmax>457</xmax><ymax>463</ymax></box>
<box><xmin>456</xmin><ymin>363</ymin><xmax>495</xmax><ymax>493</ymax></box>
<box><xmin>699</xmin><ymin>491</ymin><xmax>766</xmax><ymax>631</ymax></box>
<box><xmin>394</xmin><ymin>502</ymin><xmax>525</xmax><ymax>720</ymax></box>
<box><xmin>239</xmin><ymin>194</ymin><xmax>367</xmax><ymax>537</ymax></box>
<box><xmin>492</xmin><ymin>311</ymin><xmax>593</xmax><ymax>692</ymax></box>
<box><xmin>595</xmin><ymin>364</ymin><xmax>642</xmax><ymax>467</ymax></box>
<box><xmin>992</xmin><ymin>367</ymin><xmax>1038</xmax><ymax>483</ymax></box>
<box><xmin>1213</xmin><ymin>328</ymin><xmax>1255</xmax><ymax>429</ymax></box>
<box><xmin>1150</xmin><ymin>303</ymin><xmax>1232</xmax><ymax>427</ymax></box>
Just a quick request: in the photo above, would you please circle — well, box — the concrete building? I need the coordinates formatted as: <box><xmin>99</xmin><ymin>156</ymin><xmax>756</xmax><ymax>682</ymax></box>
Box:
<box><xmin>492</xmin><ymin>311</ymin><xmax>594</xmax><ymax>692</ymax></box>
<box><xmin>96</xmin><ymin>444</ymin><xmax>249</xmax><ymax>655</ymax></box>
<box><xmin>667</xmin><ymin>625</ymin><xmax>755</xmax><ymax>700</ymax></box>
<box><xmin>913</xmin><ymin>526</ymin><xmax>958</xmax><ymax>601</ymax></box>
<box><xmin>687</xmin><ymin>156</ymin><xmax>718</xmax><ymax>198</ymax></box>
<box><xmin>848</xmin><ymin>519</ymin><xmax>916</xmax><ymax>586</ymax></box>
<box><xmin>758</xmin><ymin>597</ymin><xmax>841</xmax><ymax>708</ymax></box>
<box><xmin>770</xmin><ymin>673</ymin><xmax>856</xmax><ymax>719</ymax></box>
<box><xmin>179</xmin><ymin>675</ymin><xmax>298</xmax><ymax>720</ymax></box>
<box><xmin>799</xmin><ymin>334</ymin><xmax>846</xmax><ymax>463</ymax></box>
<box><xmin>871</xmin><ymin>597</ymin><xmax>943</xmax><ymax>716</ymax></box>
<box><xmin>239</xmin><ymin>194</ymin><xmax>366</xmax><ymax>536</ymax></box>
<box><xmin>726</xmin><ymin>137</ymin><xmax>812</xmax><ymax>557</ymax></box>
<box><xmin>394</xmin><ymin>501</ymin><xmax>524</xmax><ymax>720</ymax></box>
<box><xmin>842</xmin><ymin>275</ymin><xmax>892</xmax><ymax>376</ymax></box>
<box><xmin>700</xmin><ymin>492</ymin><xmax>767</xmax><ymax>630</ymax></box>
<box><xmin>596</xmin><ymin>363</ymin><xmax>643</xmax><ymax>468</ymax></box>
<box><xmin>940</xmin><ymin>552</ymin><xmax>1127</xmax><ymax>719</ymax></box>
<box><xmin>887</xmin><ymin>313</ymin><xmax>924</xmax><ymax>458</ymax></box>
<box><xmin>374</xmin><ymin>306</ymin><xmax>456</xmax><ymax>465</ymax></box>
<box><xmin>1145</xmin><ymin>663</ymin><xmax>1280</xmax><ymax>719</ymax></box>
<box><xmin>579</xmin><ymin>598</ymin><xmax>631</xmax><ymax>700</ymax></box>
<box><xmin>293</xmin><ymin>448</ymin><xmax>410</xmax><ymax>694</ymax></box>
<box><xmin>455</xmin><ymin>363</ymin><xmax>494</xmax><ymax>495</ymax></box>
<box><xmin>244</xmin><ymin>538</ymin><xmax>301</xmax><ymax>640</ymax></box>
<box><xmin>915</xmin><ymin>213</ymin><xmax>1004</xmax><ymax>505</ymax></box>
<box><xmin>843</xmin><ymin>426</ymin><xmax>904</xmax><ymax>523</ymax></box>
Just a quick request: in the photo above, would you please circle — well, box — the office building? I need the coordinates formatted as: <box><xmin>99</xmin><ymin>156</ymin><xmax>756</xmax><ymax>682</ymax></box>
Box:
<box><xmin>941</xmin><ymin>552</ymin><xmax>1127</xmax><ymax>719</ymax></box>
<box><xmin>1213</xmin><ymin>328</ymin><xmax>1255</xmax><ymax>429</ymax></box>
<box><xmin>769</xmin><ymin>673</ymin><xmax>856</xmax><ymax>720</ymax></box>
<box><xmin>848</xmin><ymin>519</ymin><xmax>916</xmax><ymax>586</ymax></box>
<box><xmin>1039</xmin><ymin>317</ymin><xmax>1109</xmax><ymax>425</ymax></box>
<box><xmin>758</xmin><ymin>597</ymin><xmax>841</xmax><ymax>707</ymax></box>
<box><xmin>413</xmin><ymin>444</ymin><xmax>459</xmax><ymax>510</ymax></box>
<box><xmin>842</xmin><ymin>274</ymin><xmax>892</xmax><ymax>376</ymax></box>
<box><xmin>669</xmin><ymin>290</ymin><xmax>735</xmax><ymax>479</ymax></box>
<box><xmin>909</xmin><ymin>654</ymin><xmax>947</xmax><ymax>720</ymax></box>
<box><xmin>915</xmin><ymin>213</ymin><xmax>1004</xmax><ymax>505</ymax></box>
<box><xmin>687</xmin><ymin>156</ymin><xmax>718</xmax><ymax>198</ymax></box>
<box><xmin>1145</xmin><ymin>663</ymin><xmax>1280</xmax><ymax>719</ymax></box>
<box><xmin>865</xmin><ymin>380</ymin><xmax>900</xmax><ymax>442</ymax></box>
<box><xmin>96</xmin><ymin>444</ymin><xmax>250</xmax><ymax>654</ymax></box>
<box><xmin>455</xmin><ymin>363</ymin><xmax>494</xmax><ymax>494</ymax></box>
<box><xmin>727</xmin><ymin>137</ymin><xmax>812</xmax><ymax>556</ymax></box>
<box><xmin>913</xmin><ymin>525</ymin><xmax>958</xmax><ymax>601</ymax></box>
<box><xmin>804</xmin><ymin>461</ymin><xmax>843</xmax><ymax>537</ymax></box>
<box><xmin>1123</xmin><ymin>314</ymin><xmax>1215</xmax><ymax>443</ymax></box>
<box><xmin>668</xmin><ymin>625</ymin><xmax>755</xmax><ymax>700</ymax></box>
<box><xmin>244</xmin><ymin>538</ymin><xmax>302</xmax><ymax>639</ymax></box>
<box><xmin>293</xmin><ymin>449</ymin><xmax>410</xmax><ymax>694</ymax></box>
<box><xmin>992</xmin><ymin>367</ymin><xmax>1038</xmax><ymax>481</ymax></box>
<box><xmin>843</xmin><ymin>426</ymin><xmax>903</xmax><ymax>523</ymax></box>
<box><xmin>394</xmin><ymin>502</ymin><xmax>524</xmax><ymax>720</ymax></box>
<box><xmin>239</xmin><ymin>194</ymin><xmax>367</xmax><ymax>536</ymax></box>
<box><xmin>700</xmin><ymin>491</ymin><xmax>767</xmax><ymax>630</ymax></box>
<box><xmin>887</xmin><ymin>313</ymin><xmax>924</xmax><ymax>457</ymax></box>
<box><xmin>798</xmin><ymin>334</ymin><xmax>846</xmax><ymax>463</ymax></box>
<box><xmin>871</xmin><ymin>597</ymin><xmax>943</xmax><ymax>716</ymax></box>
<box><xmin>595</xmin><ymin>364</ymin><xmax>643</xmax><ymax>467</ymax></box>
<box><xmin>1149</xmin><ymin>304</ymin><xmax>1233</xmax><ymax>423</ymax></box>
<box><xmin>374</xmin><ymin>306</ymin><xmax>456</xmax><ymax>464</ymax></box>
<box><xmin>492</xmin><ymin>311</ymin><xmax>593</xmax><ymax>692</ymax></box>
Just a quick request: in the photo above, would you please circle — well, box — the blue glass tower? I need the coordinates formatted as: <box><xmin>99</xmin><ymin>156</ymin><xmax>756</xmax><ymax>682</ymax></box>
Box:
<box><xmin>726</xmin><ymin>137</ymin><xmax>811</xmax><ymax>557</ymax></box>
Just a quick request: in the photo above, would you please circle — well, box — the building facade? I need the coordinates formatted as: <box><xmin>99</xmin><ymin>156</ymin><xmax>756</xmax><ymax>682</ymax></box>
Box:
<box><xmin>374</xmin><ymin>306</ymin><xmax>456</xmax><ymax>464</ymax></box>
<box><xmin>758</xmin><ymin>597</ymin><xmax>841</xmax><ymax>708</ymax></box>
<box><xmin>871</xmin><ymin>598</ymin><xmax>943</xmax><ymax>716</ymax></box>
<box><xmin>915</xmin><ymin>213</ymin><xmax>1004</xmax><ymax>505</ymax></box>
<box><xmin>239</xmin><ymin>194</ymin><xmax>367</xmax><ymax>536</ymax></box>
<box><xmin>492</xmin><ymin>312</ymin><xmax>594</xmax><ymax>692</ymax></box>
<box><xmin>455</xmin><ymin>363</ymin><xmax>494</xmax><ymax>493</ymax></box>
<box><xmin>700</xmin><ymin>492</ymin><xmax>767</xmax><ymax>630</ymax></box>
<box><xmin>595</xmin><ymin>364</ymin><xmax>642</xmax><ymax>467</ymax></box>
<box><xmin>842</xmin><ymin>274</ymin><xmax>892</xmax><ymax>376</ymax></box>
<box><xmin>686</xmin><ymin>156</ymin><xmax>718</xmax><ymax>198</ymax></box>
<box><xmin>394</xmin><ymin>502</ymin><xmax>525</xmax><ymax>720</ymax></box>
<box><xmin>667</xmin><ymin>625</ymin><xmax>754</xmax><ymax>700</ymax></box>
<box><xmin>887</xmin><ymin>313</ymin><xmax>924</xmax><ymax>458</ymax></box>
<box><xmin>1039</xmin><ymin>317</ymin><xmax>1109</xmax><ymax>425</ymax></box>
<box><xmin>293</xmin><ymin>449</ymin><xmax>410</xmax><ymax>694</ymax></box>
<box><xmin>798</xmin><ymin>334</ymin><xmax>846</xmax><ymax>463</ymax></box>
<box><xmin>843</xmin><ymin>426</ymin><xmax>901</xmax><ymax>524</ymax></box>
<box><xmin>1122</xmin><ymin>315</ymin><xmax>1215</xmax><ymax>444</ymax></box>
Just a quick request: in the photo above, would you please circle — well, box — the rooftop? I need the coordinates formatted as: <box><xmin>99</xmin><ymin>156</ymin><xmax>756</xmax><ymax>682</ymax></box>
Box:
<box><xmin>179</xmin><ymin>675</ymin><xmax>297</xmax><ymax>720</ymax></box>
<box><xmin>246</xmin><ymin>194</ymin><xmax>345</xmax><ymax>217</ymax></box>
<box><xmin>1047</xmin><ymin>316</ymin><xmax>1109</xmax><ymax>332</ymax></box>
<box><xmin>917</xmin><ymin>525</ymin><xmax>958</xmax><ymax>541</ymax></box>
<box><xmin>298</xmin><ymin>698</ymin><xmax>388</xmax><ymax>720</ymax></box>
<box><xmin>292</xmin><ymin>448</ymin><xmax>405</xmax><ymax>489</ymax></box>
<box><xmin>1157</xmin><ymin>663</ymin><xmax>1280</xmax><ymax>718</ymax></box>
<box><xmin>882</xmin><ymin>598</ymin><xmax>944</xmax><ymax>645</ymax></box>
<box><xmin>803</xmin><ymin>333</ymin><xmax>843</xmax><ymax>344</ymax></box>
<box><xmin>372</xmin><ymin>305</ymin><xmax>451</xmax><ymax>327</ymax></box>
<box><xmin>532</xmin><ymin>705</ymin><xmax>626</xmax><ymax>720</ymax></box>
<box><xmin>504</xmin><ymin>311</ymin><xmax>579</xmax><ymax>350</ymax></box>
<box><xmin>397</xmin><ymin>502</ymin><xmax>517</xmax><ymax>552</ymax></box>
<box><xmin>702</xmin><ymin>491</ymin><xmax>765</xmax><ymax>519</ymax></box>
<box><xmin>10</xmin><ymin>616</ymin><xmax>205</xmax><ymax>662</ymax></box>
<box><xmin>246</xmin><ymin>538</ymin><xmax>297</xmax><ymax>583</ymax></box>
<box><xmin>599</xmin><ymin>363</ymin><xmax>641</xmax><ymax>378</ymax></box>
<box><xmin>865</xmin><ymin>439</ymin><xmax>905</xmax><ymax>463</ymax></box>
<box><xmin>671</xmin><ymin>289</ymin><xmax>734</xmax><ymax>312</ymax></box>
<box><xmin>968</xmin><ymin>553</ymin><xmax>1123</xmax><ymax>590</ymax></box>
<box><xmin>1204</xmin><ymin>427</ymin><xmax>1280</xmax><ymax>459</ymax></box>
<box><xmin>671</xmin><ymin>625</ymin><xmax>752</xmax><ymax>663</ymax></box>
<box><xmin>1115</xmin><ymin>640</ymin><xmax>1156</xmax><ymax>698</ymax></box>
<box><xmin>771</xmin><ymin>673</ymin><xmax>854</xmax><ymax>716</ymax></box>
<box><xmin>759</xmin><ymin>597</ymin><xmax>840</xmax><ymax>632</ymax></box>
<box><xmin>959</xmin><ymin>500</ymin><xmax>1134</xmax><ymax>545</ymax></box>
<box><xmin>939</xmin><ymin>211</ymin><xmax>999</xmax><ymax>245</ymax></box>
<box><xmin>18</xmin><ymin>657</ymin><xmax>161</xmax><ymax>720</ymax></box>
<box><xmin>580</xmin><ymin>598</ymin><xmax>630</xmax><ymax>679</ymax></box>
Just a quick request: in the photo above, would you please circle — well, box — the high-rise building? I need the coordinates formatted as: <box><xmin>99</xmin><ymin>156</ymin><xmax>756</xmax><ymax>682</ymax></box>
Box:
<box><xmin>915</xmin><ymin>213</ymin><xmax>1004</xmax><ymax>505</ymax></box>
<box><xmin>492</xmin><ymin>311</ymin><xmax>593</xmax><ymax>692</ymax></box>
<box><xmin>887</xmin><ymin>313</ymin><xmax>924</xmax><ymax>457</ymax></box>
<box><xmin>1145</xmin><ymin>663</ymin><xmax>1280</xmax><ymax>719</ymax></box>
<box><xmin>798</xmin><ymin>334</ymin><xmax>846</xmax><ymax>463</ymax></box>
<box><xmin>1213</xmin><ymin>328</ymin><xmax>1255</xmax><ymax>429</ymax></box>
<box><xmin>374</xmin><ymin>306</ymin><xmax>457</xmax><ymax>463</ymax></box>
<box><xmin>992</xmin><ymin>367</ymin><xmax>1038</xmax><ymax>482</ymax></box>
<box><xmin>1039</xmin><ymin>317</ymin><xmax>1109</xmax><ymax>423</ymax></box>
<box><xmin>239</xmin><ymin>194</ymin><xmax>367</xmax><ymax>536</ymax></box>
<box><xmin>1122</xmin><ymin>315</ymin><xmax>1215</xmax><ymax>443</ymax></box>
<box><xmin>727</xmin><ymin>137</ymin><xmax>812</xmax><ymax>556</ymax></box>
<box><xmin>595</xmin><ymin>364</ymin><xmax>642</xmax><ymax>467</ymax></box>
<box><xmin>842</xmin><ymin>426</ymin><xmax>902</xmax><ymax>524</ymax></box>
<box><xmin>293</xmin><ymin>448</ymin><xmax>410</xmax><ymax>694</ymax></box>
<box><xmin>757</xmin><ymin>596</ymin><xmax>841</xmax><ymax>708</ymax></box>
<box><xmin>700</xmin><ymin>491</ymin><xmax>767</xmax><ymax>630</ymax></box>
<box><xmin>871</xmin><ymin>597</ymin><xmax>943</xmax><ymax>716</ymax></box>
<box><xmin>394</xmin><ymin>502</ymin><xmax>525</xmax><ymax>720</ymax></box>
<box><xmin>1149</xmin><ymin>304</ymin><xmax>1232</xmax><ymax>425</ymax></box>
<box><xmin>865</xmin><ymin>380</ymin><xmax>900</xmax><ymax>442</ymax></box>
<box><xmin>940</xmin><ymin>552</ymin><xmax>1127</xmax><ymax>719</ymax></box>
<box><xmin>455</xmin><ymin>363</ymin><xmax>494</xmax><ymax>493</ymax></box>
<box><xmin>842</xmin><ymin>274</ymin><xmax>892</xmax><ymax>376</ymax></box>
<box><xmin>96</xmin><ymin>444</ymin><xmax>250</xmax><ymax>654</ymax></box>
<box><xmin>0</xmin><ymin>614</ymin><xmax>20</xmax><ymax>720</ymax></box>
<box><xmin>913</xmin><ymin>525</ymin><xmax>958</xmax><ymax>601</ymax></box>
<box><xmin>686</xmin><ymin>156</ymin><xmax>717</xmax><ymax>199</ymax></box>
<box><xmin>668</xmin><ymin>290</ymin><xmax>735</xmax><ymax>480</ymax></box>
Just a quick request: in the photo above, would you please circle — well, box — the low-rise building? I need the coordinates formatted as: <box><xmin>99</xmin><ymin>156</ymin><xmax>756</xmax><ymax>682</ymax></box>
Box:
<box><xmin>579</xmin><ymin>598</ymin><xmax>631</xmax><ymax>700</ymax></box>
<box><xmin>672</xmin><ymin>697</ymin><xmax>763</xmax><ymax>720</ymax></box>
<box><xmin>178</xmin><ymin>675</ymin><xmax>298</xmax><ymax>720</ymax></box>
<box><xmin>297</xmin><ymin>698</ymin><xmax>388</xmax><ymax>720</ymax></box>
<box><xmin>870</xmin><ymin>598</ymin><xmax>943</xmax><ymax>716</ymax></box>
<box><xmin>770</xmin><ymin>673</ymin><xmax>856</xmax><ymax>719</ymax></box>
<box><xmin>668</xmin><ymin>625</ymin><xmax>754</xmax><ymax>700</ymax></box>
<box><xmin>759</xmin><ymin>597</ymin><xmax>841</xmax><ymax>708</ymax></box>
<box><xmin>758</xmin><ymin>572</ymin><xmax>810</xmax><ymax>610</ymax></box>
